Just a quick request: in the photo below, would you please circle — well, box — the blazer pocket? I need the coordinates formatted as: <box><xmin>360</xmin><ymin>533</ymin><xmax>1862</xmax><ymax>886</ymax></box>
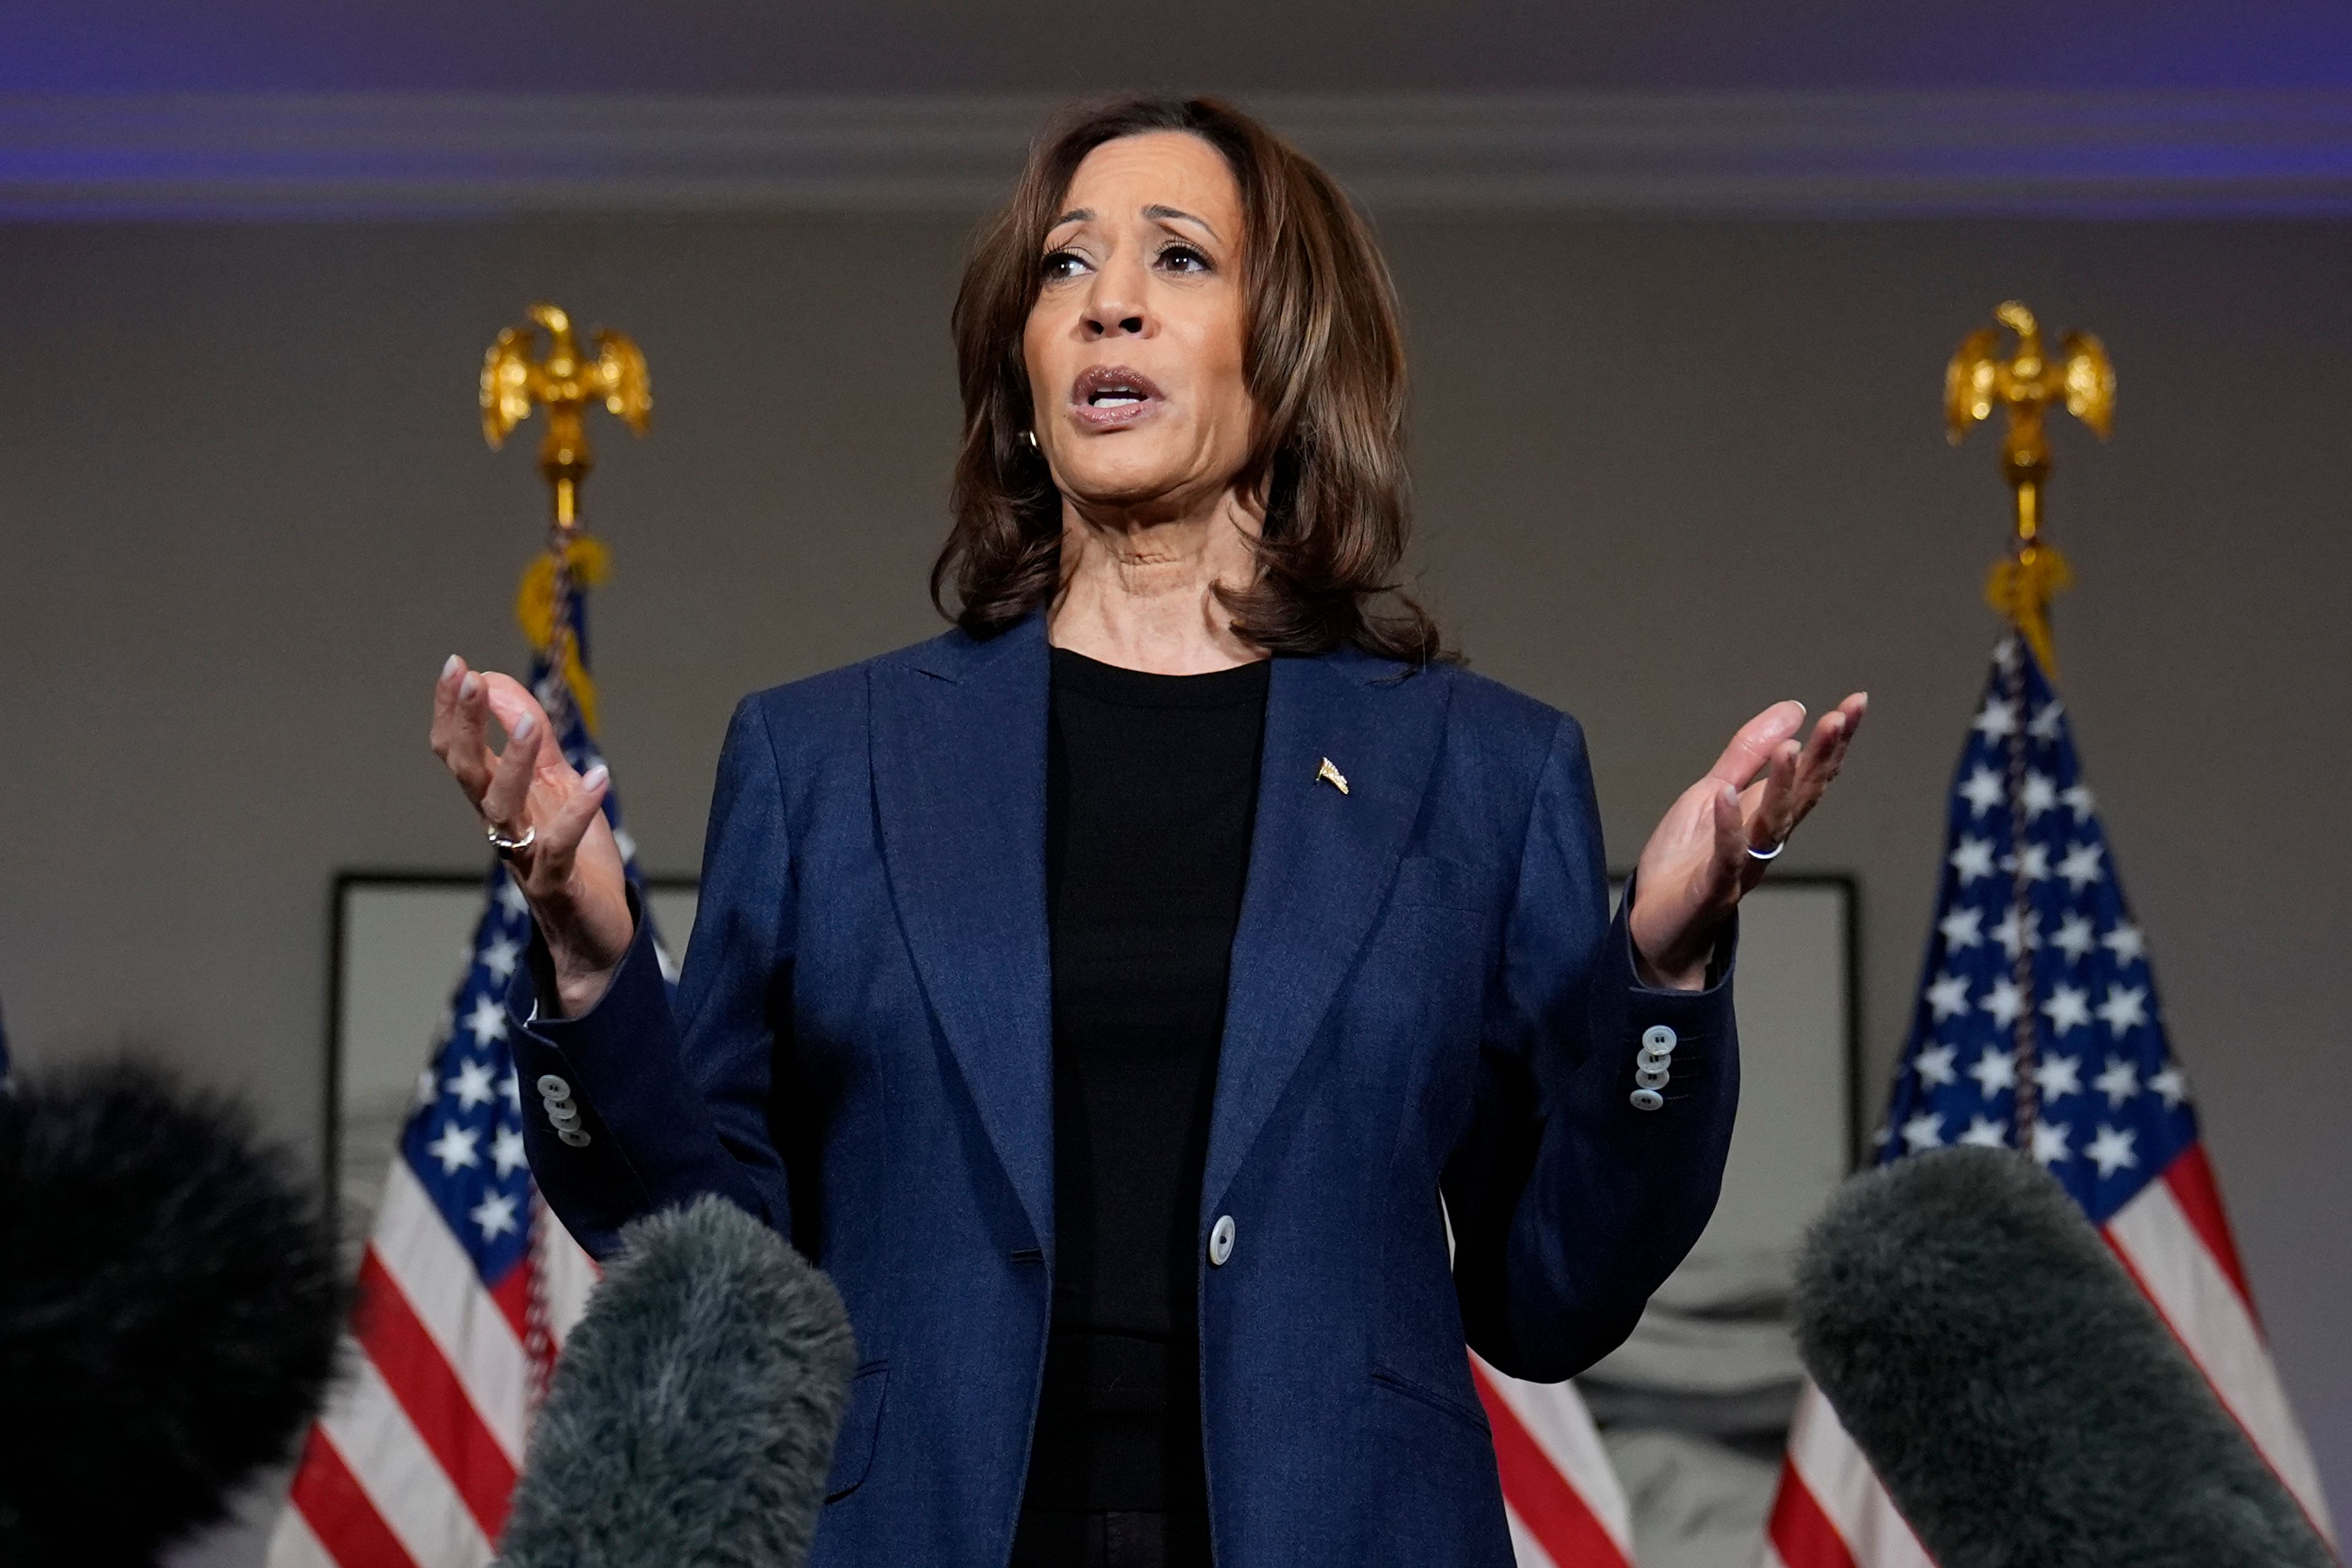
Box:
<box><xmin>1369</xmin><ymin>1363</ymin><xmax>1491</xmax><ymax>1438</ymax></box>
<box><xmin>1387</xmin><ymin>854</ymin><xmax>1487</xmax><ymax>916</ymax></box>
<box><xmin>824</xmin><ymin>1360</ymin><xmax>889</xmax><ymax>1502</ymax></box>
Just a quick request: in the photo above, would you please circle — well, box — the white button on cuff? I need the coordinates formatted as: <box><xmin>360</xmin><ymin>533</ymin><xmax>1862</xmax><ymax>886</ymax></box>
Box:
<box><xmin>1642</xmin><ymin>1026</ymin><xmax>1678</xmax><ymax>1054</ymax></box>
<box><xmin>537</xmin><ymin>1074</ymin><xmax>572</xmax><ymax>1100</ymax></box>
<box><xmin>1635</xmin><ymin>1065</ymin><xmax>1670</xmax><ymax>1090</ymax></box>
<box><xmin>1638</xmin><ymin>1048</ymin><xmax>1673</xmax><ymax>1073</ymax></box>
<box><xmin>548</xmin><ymin>1103</ymin><xmax>582</xmax><ymax>1129</ymax></box>
<box><xmin>557</xmin><ymin>1127</ymin><xmax>592</xmax><ymax>1148</ymax></box>
<box><xmin>1208</xmin><ymin>1214</ymin><xmax>1237</xmax><ymax>1267</ymax></box>
<box><xmin>1629</xmin><ymin>1088</ymin><xmax>1665</xmax><ymax>1112</ymax></box>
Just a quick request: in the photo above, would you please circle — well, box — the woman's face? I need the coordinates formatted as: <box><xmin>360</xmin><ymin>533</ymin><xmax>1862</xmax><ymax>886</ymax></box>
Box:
<box><xmin>1023</xmin><ymin>132</ymin><xmax>1254</xmax><ymax>518</ymax></box>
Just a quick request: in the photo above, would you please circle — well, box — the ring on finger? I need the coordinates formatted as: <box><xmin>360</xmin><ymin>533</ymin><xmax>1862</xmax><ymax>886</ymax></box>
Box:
<box><xmin>486</xmin><ymin>820</ymin><xmax>536</xmax><ymax>859</ymax></box>
<box><xmin>1745</xmin><ymin>835</ymin><xmax>1787</xmax><ymax>862</ymax></box>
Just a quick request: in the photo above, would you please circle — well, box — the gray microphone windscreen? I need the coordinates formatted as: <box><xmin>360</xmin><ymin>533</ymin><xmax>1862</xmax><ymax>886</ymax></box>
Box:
<box><xmin>497</xmin><ymin>1194</ymin><xmax>858</xmax><ymax>1568</ymax></box>
<box><xmin>1793</xmin><ymin>1145</ymin><xmax>2329</xmax><ymax>1568</ymax></box>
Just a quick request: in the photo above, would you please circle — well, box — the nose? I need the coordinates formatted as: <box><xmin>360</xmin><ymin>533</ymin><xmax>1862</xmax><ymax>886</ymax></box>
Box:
<box><xmin>1081</xmin><ymin>252</ymin><xmax>1151</xmax><ymax>341</ymax></box>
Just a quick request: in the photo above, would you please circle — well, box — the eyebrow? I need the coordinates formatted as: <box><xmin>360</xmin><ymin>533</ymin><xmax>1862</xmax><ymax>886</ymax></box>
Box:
<box><xmin>1145</xmin><ymin>203</ymin><xmax>1219</xmax><ymax>239</ymax></box>
<box><xmin>1046</xmin><ymin>204</ymin><xmax>1223</xmax><ymax>241</ymax></box>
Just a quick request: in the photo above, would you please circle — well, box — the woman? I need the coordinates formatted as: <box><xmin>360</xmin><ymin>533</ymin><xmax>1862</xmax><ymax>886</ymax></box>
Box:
<box><xmin>430</xmin><ymin>98</ymin><xmax>1861</xmax><ymax>1568</ymax></box>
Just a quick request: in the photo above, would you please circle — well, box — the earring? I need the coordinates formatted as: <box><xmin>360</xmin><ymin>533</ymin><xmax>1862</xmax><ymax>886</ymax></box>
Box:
<box><xmin>1019</xmin><ymin>429</ymin><xmax>1038</xmax><ymax>450</ymax></box>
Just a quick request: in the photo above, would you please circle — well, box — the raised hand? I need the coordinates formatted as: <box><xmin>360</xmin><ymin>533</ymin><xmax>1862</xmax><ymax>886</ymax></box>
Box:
<box><xmin>1627</xmin><ymin>692</ymin><xmax>1866</xmax><ymax>990</ymax></box>
<box><xmin>429</xmin><ymin>655</ymin><xmax>633</xmax><ymax>1014</ymax></box>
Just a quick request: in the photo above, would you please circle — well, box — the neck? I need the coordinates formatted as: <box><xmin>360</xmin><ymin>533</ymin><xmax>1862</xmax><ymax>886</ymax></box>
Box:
<box><xmin>1047</xmin><ymin>488</ymin><xmax>1266</xmax><ymax>674</ymax></box>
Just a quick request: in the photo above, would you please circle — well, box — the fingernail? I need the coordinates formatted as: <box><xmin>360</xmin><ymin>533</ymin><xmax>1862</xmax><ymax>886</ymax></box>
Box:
<box><xmin>441</xmin><ymin>654</ymin><xmax>461</xmax><ymax>683</ymax></box>
<box><xmin>582</xmin><ymin>763</ymin><xmax>609</xmax><ymax>791</ymax></box>
<box><xmin>512</xmin><ymin>712</ymin><xmax>535</xmax><ymax>741</ymax></box>
<box><xmin>1721</xmin><ymin>783</ymin><xmax>1740</xmax><ymax>808</ymax></box>
<box><xmin>1785</xmin><ymin>699</ymin><xmax>1807</xmax><ymax>715</ymax></box>
<box><xmin>459</xmin><ymin>673</ymin><xmax>480</xmax><ymax>700</ymax></box>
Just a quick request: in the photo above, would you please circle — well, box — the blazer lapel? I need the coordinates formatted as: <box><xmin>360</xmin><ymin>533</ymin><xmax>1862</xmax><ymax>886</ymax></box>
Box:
<box><xmin>868</xmin><ymin>616</ymin><xmax>1055</xmax><ymax>1247</ymax></box>
<box><xmin>1202</xmin><ymin>651</ymin><xmax>1452</xmax><ymax>1213</ymax></box>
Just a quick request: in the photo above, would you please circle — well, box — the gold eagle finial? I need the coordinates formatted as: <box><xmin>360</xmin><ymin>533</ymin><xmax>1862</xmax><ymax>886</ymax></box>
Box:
<box><xmin>1945</xmin><ymin>301</ymin><xmax>2114</xmax><ymax>676</ymax></box>
<box><xmin>1945</xmin><ymin>300</ymin><xmax>2113</xmax><ymax>460</ymax></box>
<box><xmin>481</xmin><ymin>302</ymin><xmax>652</xmax><ymax>528</ymax></box>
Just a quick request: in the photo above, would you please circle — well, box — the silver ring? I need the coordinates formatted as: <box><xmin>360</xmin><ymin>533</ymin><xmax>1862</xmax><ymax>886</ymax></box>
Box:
<box><xmin>1746</xmin><ymin>837</ymin><xmax>1787</xmax><ymax>862</ymax></box>
<box><xmin>486</xmin><ymin>820</ymin><xmax>536</xmax><ymax>858</ymax></box>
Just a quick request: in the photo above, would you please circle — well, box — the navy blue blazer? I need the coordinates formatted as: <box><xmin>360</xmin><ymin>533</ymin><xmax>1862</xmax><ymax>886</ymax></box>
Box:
<box><xmin>507</xmin><ymin>612</ymin><xmax>1738</xmax><ymax>1567</ymax></box>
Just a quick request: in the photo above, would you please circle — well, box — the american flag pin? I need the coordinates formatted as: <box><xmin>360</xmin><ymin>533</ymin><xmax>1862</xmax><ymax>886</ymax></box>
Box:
<box><xmin>1316</xmin><ymin>756</ymin><xmax>1349</xmax><ymax>794</ymax></box>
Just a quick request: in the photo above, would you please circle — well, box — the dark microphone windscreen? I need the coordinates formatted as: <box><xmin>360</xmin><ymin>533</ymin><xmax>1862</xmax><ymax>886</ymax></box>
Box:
<box><xmin>0</xmin><ymin>1058</ymin><xmax>345</xmax><ymax>1568</ymax></box>
<box><xmin>1793</xmin><ymin>1145</ymin><xmax>2329</xmax><ymax>1568</ymax></box>
<box><xmin>497</xmin><ymin>1194</ymin><xmax>858</xmax><ymax>1568</ymax></box>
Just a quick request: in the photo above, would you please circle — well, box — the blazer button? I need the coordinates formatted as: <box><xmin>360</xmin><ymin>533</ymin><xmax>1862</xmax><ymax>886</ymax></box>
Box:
<box><xmin>1635</xmin><ymin>1065</ymin><xmax>1671</xmax><ymax>1090</ymax></box>
<box><xmin>1642</xmin><ymin>1026</ymin><xmax>1678</xmax><ymax>1055</ymax></box>
<box><xmin>1208</xmin><ymin>1214</ymin><xmax>1237</xmax><ymax>1267</ymax></box>
<box><xmin>557</xmin><ymin>1127</ymin><xmax>592</xmax><ymax>1148</ymax></box>
<box><xmin>1630</xmin><ymin>1088</ymin><xmax>1665</xmax><ymax>1112</ymax></box>
<box><xmin>537</xmin><ymin>1074</ymin><xmax>572</xmax><ymax>1100</ymax></box>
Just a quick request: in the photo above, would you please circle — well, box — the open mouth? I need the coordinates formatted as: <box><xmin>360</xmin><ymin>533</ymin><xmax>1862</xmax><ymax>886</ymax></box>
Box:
<box><xmin>1069</xmin><ymin>364</ymin><xmax>1166</xmax><ymax>426</ymax></box>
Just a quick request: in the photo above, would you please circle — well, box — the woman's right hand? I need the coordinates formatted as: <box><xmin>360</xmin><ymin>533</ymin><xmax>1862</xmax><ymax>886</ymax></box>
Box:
<box><xmin>430</xmin><ymin>655</ymin><xmax>634</xmax><ymax>1016</ymax></box>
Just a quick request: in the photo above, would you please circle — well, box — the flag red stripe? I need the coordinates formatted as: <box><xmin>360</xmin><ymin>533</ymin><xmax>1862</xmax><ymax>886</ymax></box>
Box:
<box><xmin>2100</xmin><ymin>1212</ymin><xmax>2337</xmax><ymax>1555</ymax></box>
<box><xmin>1766</xmin><ymin>1455</ymin><xmax>1860</xmax><ymax>1568</ymax></box>
<box><xmin>352</xmin><ymin>1248</ymin><xmax>520</xmax><ymax>1542</ymax></box>
<box><xmin>285</xmin><ymin>1425</ymin><xmax>425</xmax><ymax>1568</ymax></box>
<box><xmin>491</xmin><ymin>1257</ymin><xmax>533</xmax><ymax>1348</ymax></box>
<box><xmin>1469</xmin><ymin>1360</ymin><xmax>1628</xmax><ymax>1568</ymax></box>
<box><xmin>2159</xmin><ymin>1144</ymin><xmax>2256</xmax><ymax>1317</ymax></box>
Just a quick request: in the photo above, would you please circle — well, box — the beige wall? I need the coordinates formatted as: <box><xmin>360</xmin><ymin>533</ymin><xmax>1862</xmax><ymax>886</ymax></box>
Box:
<box><xmin>2</xmin><ymin>214</ymin><xmax>2346</xmax><ymax>1549</ymax></box>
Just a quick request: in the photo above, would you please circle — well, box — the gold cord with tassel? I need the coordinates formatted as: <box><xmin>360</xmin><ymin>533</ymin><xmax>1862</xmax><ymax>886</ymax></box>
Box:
<box><xmin>514</xmin><ymin>535</ymin><xmax>611</xmax><ymax>736</ymax></box>
<box><xmin>1985</xmin><ymin>541</ymin><xmax>2073</xmax><ymax>679</ymax></box>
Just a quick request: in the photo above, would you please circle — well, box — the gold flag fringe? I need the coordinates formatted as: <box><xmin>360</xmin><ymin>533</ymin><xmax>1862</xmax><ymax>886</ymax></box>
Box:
<box><xmin>515</xmin><ymin>535</ymin><xmax>611</xmax><ymax>735</ymax></box>
<box><xmin>1985</xmin><ymin>541</ymin><xmax>2072</xmax><ymax>679</ymax></box>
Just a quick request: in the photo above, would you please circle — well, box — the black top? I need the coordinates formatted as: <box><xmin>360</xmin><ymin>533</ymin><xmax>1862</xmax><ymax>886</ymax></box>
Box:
<box><xmin>1023</xmin><ymin>647</ymin><xmax>1271</xmax><ymax>1519</ymax></box>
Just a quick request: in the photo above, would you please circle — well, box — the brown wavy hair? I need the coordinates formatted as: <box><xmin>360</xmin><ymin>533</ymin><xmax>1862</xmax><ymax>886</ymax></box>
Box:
<box><xmin>932</xmin><ymin>96</ymin><xmax>1442</xmax><ymax>663</ymax></box>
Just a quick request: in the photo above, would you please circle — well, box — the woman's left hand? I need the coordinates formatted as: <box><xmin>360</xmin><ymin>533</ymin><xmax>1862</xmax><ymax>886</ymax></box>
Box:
<box><xmin>1627</xmin><ymin>692</ymin><xmax>1868</xmax><ymax>990</ymax></box>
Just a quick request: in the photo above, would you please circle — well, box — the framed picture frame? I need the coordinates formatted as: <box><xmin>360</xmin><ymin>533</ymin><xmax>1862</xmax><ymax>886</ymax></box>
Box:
<box><xmin>324</xmin><ymin>871</ymin><xmax>699</xmax><ymax>1247</ymax></box>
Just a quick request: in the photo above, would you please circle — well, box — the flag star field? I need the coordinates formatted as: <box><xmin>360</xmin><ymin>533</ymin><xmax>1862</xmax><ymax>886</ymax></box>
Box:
<box><xmin>1879</xmin><ymin>639</ymin><xmax>2192</xmax><ymax>1226</ymax></box>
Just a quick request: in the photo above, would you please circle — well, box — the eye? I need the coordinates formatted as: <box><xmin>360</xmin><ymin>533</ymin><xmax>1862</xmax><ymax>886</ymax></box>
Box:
<box><xmin>1156</xmin><ymin>243</ymin><xmax>1212</xmax><ymax>274</ymax></box>
<box><xmin>1041</xmin><ymin>248</ymin><xmax>1089</xmax><ymax>281</ymax></box>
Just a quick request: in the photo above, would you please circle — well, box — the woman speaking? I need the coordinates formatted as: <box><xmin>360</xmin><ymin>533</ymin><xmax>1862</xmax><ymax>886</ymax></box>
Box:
<box><xmin>430</xmin><ymin>97</ymin><xmax>1862</xmax><ymax>1568</ymax></box>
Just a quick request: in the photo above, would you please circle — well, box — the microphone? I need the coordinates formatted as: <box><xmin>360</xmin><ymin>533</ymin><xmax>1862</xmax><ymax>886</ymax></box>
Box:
<box><xmin>0</xmin><ymin>1058</ymin><xmax>345</xmax><ymax>1567</ymax></box>
<box><xmin>1792</xmin><ymin>1145</ymin><xmax>2330</xmax><ymax>1568</ymax></box>
<box><xmin>496</xmin><ymin>1194</ymin><xmax>858</xmax><ymax>1568</ymax></box>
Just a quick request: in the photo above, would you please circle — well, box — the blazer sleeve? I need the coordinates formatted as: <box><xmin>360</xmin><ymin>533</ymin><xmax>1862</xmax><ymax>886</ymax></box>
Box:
<box><xmin>503</xmin><ymin>695</ymin><xmax>795</xmax><ymax>1258</ymax></box>
<box><xmin>1444</xmin><ymin>712</ymin><xmax>1740</xmax><ymax>1382</ymax></box>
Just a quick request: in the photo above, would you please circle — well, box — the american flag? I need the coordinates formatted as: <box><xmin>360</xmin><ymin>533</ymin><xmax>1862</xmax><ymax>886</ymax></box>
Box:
<box><xmin>270</xmin><ymin>551</ymin><xmax>665</xmax><ymax>1567</ymax></box>
<box><xmin>1758</xmin><ymin>636</ymin><xmax>2336</xmax><ymax>1568</ymax></box>
<box><xmin>1477</xmin><ymin>1353</ymin><xmax>1637</xmax><ymax>1568</ymax></box>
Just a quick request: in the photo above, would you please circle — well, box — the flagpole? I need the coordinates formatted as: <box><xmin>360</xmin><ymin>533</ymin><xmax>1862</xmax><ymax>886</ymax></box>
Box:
<box><xmin>1994</xmin><ymin>641</ymin><xmax>2044</xmax><ymax>1140</ymax></box>
<box><xmin>478</xmin><ymin>301</ymin><xmax>653</xmax><ymax>1393</ymax></box>
<box><xmin>1944</xmin><ymin>300</ymin><xmax>2116</xmax><ymax>1145</ymax></box>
